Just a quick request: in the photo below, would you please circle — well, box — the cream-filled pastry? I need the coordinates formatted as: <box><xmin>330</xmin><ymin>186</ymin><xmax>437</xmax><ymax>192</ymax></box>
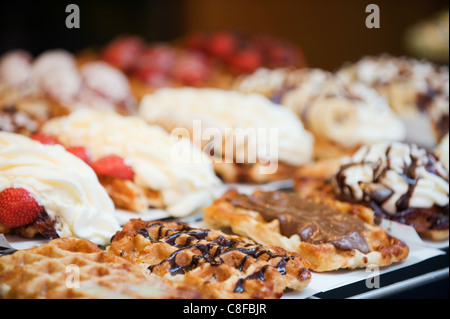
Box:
<box><xmin>0</xmin><ymin>132</ymin><xmax>120</xmax><ymax>245</ymax></box>
<box><xmin>41</xmin><ymin>109</ymin><xmax>222</xmax><ymax>216</ymax></box>
<box><xmin>139</xmin><ymin>87</ymin><xmax>314</xmax><ymax>183</ymax></box>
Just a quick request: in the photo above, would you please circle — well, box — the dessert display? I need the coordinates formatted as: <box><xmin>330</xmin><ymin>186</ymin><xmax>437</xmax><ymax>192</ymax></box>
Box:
<box><xmin>0</xmin><ymin>49</ymin><xmax>137</xmax><ymax>135</ymax></box>
<box><xmin>295</xmin><ymin>141</ymin><xmax>449</xmax><ymax>241</ymax></box>
<box><xmin>107</xmin><ymin>219</ymin><xmax>311</xmax><ymax>298</ymax></box>
<box><xmin>1</xmin><ymin>15</ymin><xmax>448</xmax><ymax>298</ymax></box>
<box><xmin>139</xmin><ymin>87</ymin><xmax>314</xmax><ymax>183</ymax></box>
<box><xmin>0</xmin><ymin>132</ymin><xmax>120</xmax><ymax>245</ymax></box>
<box><xmin>203</xmin><ymin>190</ymin><xmax>409</xmax><ymax>272</ymax></box>
<box><xmin>0</xmin><ymin>237</ymin><xmax>199</xmax><ymax>299</ymax></box>
<box><xmin>338</xmin><ymin>55</ymin><xmax>449</xmax><ymax>146</ymax></box>
<box><xmin>234</xmin><ymin>68</ymin><xmax>407</xmax><ymax>159</ymax></box>
<box><xmin>40</xmin><ymin>109</ymin><xmax>222</xmax><ymax>216</ymax></box>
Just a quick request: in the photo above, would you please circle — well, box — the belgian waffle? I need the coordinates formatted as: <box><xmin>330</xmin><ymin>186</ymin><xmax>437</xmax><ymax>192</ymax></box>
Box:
<box><xmin>108</xmin><ymin>219</ymin><xmax>311</xmax><ymax>299</ymax></box>
<box><xmin>203</xmin><ymin>190</ymin><xmax>409</xmax><ymax>272</ymax></box>
<box><xmin>0</xmin><ymin>237</ymin><xmax>199</xmax><ymax>299</ymax></box>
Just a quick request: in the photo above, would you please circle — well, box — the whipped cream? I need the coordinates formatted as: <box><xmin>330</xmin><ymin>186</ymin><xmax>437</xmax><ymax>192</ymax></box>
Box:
<box><xmin>335</xmin><ymin>142</ymin><xmax>449</xmax><ymax>215</ymax></box>
<box><xmin>280</xmin><ymin>69</ymin><xmax>406</xmax><ymax>148</ymax></box>
<box><xmin>436</xmin><ymin>133</ymin><xmax>449</xmax><ymax>171</ymax></box>
<box><xmin>41</xmin><ymin>109</ymin><xmax>222</xmax><ymax>217</ymax></box>
<box><xmin>139</xmin><ymin>88</ymin><xmax>314</xmax><ymax>167</ymax></box>
<box><xmin>0</xmin><ymin>132</ymin><xmax>120</xmax><ymax>245</ymax></box>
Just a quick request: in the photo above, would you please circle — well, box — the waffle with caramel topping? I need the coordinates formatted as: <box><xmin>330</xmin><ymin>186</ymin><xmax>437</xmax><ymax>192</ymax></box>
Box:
<box><xmin>108</xmin><ymin>219</ymin><xmax>311</xmax><ymax>299</ymax></box>
<box><xmin>0</xmin><ymin>237</ymin><xmax>199</xmax><ymax>299</ymax></box>
<box><xmin>203</xmin><ymin>190</ymin><xmax>409</xmax><ymax>272</ymax></box>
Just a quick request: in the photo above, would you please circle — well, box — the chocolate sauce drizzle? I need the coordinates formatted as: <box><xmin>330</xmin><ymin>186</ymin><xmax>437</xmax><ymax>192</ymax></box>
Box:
<box><xmin>335</xmin><ymin>144</ymin><xmax>449</xmax><ymax>230</ymax></box>
<box><xmin>135</xmin><ymin>221</ymin><xmax>306</xmax><ymax>294</ymax></box>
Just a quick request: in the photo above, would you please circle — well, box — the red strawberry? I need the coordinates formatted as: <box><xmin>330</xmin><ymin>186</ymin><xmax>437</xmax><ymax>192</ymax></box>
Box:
<box><xmin>207</xmin><ymin>31</ymin><xmax>237</xmax><ymax>59</ymax></box>
<box><xmin>171</xmin><ymin>52</ymin><xmax>211</xmax><ymax>86</ymax></box>
<box><xmin>0</xmin><ymin>188</ymin><xmax>44</xmax><ymax>228</ymax></box>
<box><xmin>102</xmin><ymin>36</ymin><xmax>145</xmax><ymax>71</ymax></box>
<box><xmin>65</xmin><ymin>146</ymin><xmax>90</xmax><ymax>164</ymax></box>
<box><xmin>31</xmin><ymin>133</ymin><xmax>60</xmax><ymax>145</ymax></box>
<box><xmin>228</xmin><ymin>48</ymin><xmax>262</xmax><ymax>74</ymax></box>
<box><xmin>90</xmin><ymin>155</ymin><xmax>134</xmax><ymax>181</ymax></box>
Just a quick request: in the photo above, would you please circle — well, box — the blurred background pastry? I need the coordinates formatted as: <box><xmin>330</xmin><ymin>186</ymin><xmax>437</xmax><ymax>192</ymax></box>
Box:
<box><xmin>139</xmin><ymin>87</ymin><xmax>314</xmax><ymax>183</ymax></box>
<box><xmin>338</xmin><ymin>54</ymin><xmax>449</xmax><ymax>147</ymax></box>
<box><xmin>0</xmin><ymin>49</ymin><xmax>137</xmax><ymax>135</ymax></box>
<box><xmin>234</xmin><ymin>67</ymin><xmax>407</xmax><ymax>159</ymax></box>
<box><xmin>405</xmin><ymin>9</ymin><xmax>449</xmax><ymax>64</ymax></box>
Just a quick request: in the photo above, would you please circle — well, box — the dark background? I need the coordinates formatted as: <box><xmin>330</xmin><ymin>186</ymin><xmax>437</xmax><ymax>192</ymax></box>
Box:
<box><xmin>0</xmin><ymin>0</ymin><xmax>448</xmax><ymax>70</ymax></box>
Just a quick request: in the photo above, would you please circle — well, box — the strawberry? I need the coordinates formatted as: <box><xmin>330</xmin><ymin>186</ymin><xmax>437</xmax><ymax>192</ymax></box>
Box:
<box><xmin>102</xmin><ymin>36</ymin><xmax>145</xmax><ymax>71</ymax></box>
<box><xmin>171</xmin><ymin>52</ymin><xmax>211</xmax><ymax>86</ymax></box>
<box><xmin>228</xmin><ymin>48</ymin><xmax>262</xmax><ymax>74</ymax></box>
<box><xmin>90</xmin><ymin>155</ymin><xmax>134</xmax><ymax>181</ymax></box>
<box><xmin>207</xmin><ymin>31</ymin><xmax>237</xmax><ymax>59</ymax></box>
<box><xmin>31</xmin><ymin>133</ymin><xmax>60</xmax><ymax>145</ymax></box>
<box><xmin>65</xmin><ymin>146</ymin><xmax>90</xmax><ymax>164</ymax></box>
<box><xmin>0</xmin><ymin>188</ymin><xmax>45</xmax><ymax>228</ymax></box>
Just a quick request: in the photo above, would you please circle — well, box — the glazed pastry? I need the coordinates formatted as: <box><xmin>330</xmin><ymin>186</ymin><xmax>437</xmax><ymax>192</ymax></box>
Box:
<box><xmin>203</xmin><ymin>190</ymin><xmax>409</xmax><ymax>272</ymax></box>
<box><xmin>234</xmin><ymin>68</ymin><xmax>406</xmax><ymax>159</ymax></box>
<box><xmin>108</xmin><ymin>219</ymin><xmax>311</xmax><ymax>298</ymax></box>
<box><xmin>0</xmin><ymin>237</ymin><xmax>199</xmax><ymax>299</ymax></box>
<box><xmin>0</xmin><ymin>49</ymin><xmax>137</xmax><ymax>135</ymax></box>
<box><xmin>295</xmin><ymin>141</ymin><xmax>449</xmax><ymax>241</ymax></box>
<box><xmin>338</xmin><ymin>55</ymin><xmax>449</xmax><ymax>145</ymax></box>
<box><xmin>139</xmin><ymin>87</ymin><xmax>314</xmax><ymax>183</ymax></box>
<box><xmin>0</xmin><ymin>132</ymin><xmax>120</xmax><ymax>245</ymax></box>
<box><xmin>40</xmin><ymin>109</ymin><xmax>222</xmax><ymax>216</ymax></box>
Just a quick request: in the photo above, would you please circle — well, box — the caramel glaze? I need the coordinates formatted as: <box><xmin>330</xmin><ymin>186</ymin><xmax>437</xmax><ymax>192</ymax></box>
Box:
<box><xmin>134</xmin><ymin>221</ymin><xmax>310</xmax><ymax>294</ymax></box>
<box><xmin>228</xmin><ymin>191</ymin><xmax>370</xmax><ymax>254</ymax></box>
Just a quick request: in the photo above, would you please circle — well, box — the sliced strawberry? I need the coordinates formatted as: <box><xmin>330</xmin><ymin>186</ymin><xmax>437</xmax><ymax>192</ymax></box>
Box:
<box><xmin>0</xmin><ymin>188</ymin><xmax>45</xmax><ymax>228</ymax></box>
<box><xmin>90</xmin><ymin>155</ymin><xmax>134</xmax><ymax>181</ymax></box>
<box><xmin>31</xmin><ymin>133</ymin><xmax>60</xmax><ymax>145</ymax></box>
<box><xmin>65</xmin><ymin>146</ymin><xmax>90</xmax><ymax>164</ymax></box>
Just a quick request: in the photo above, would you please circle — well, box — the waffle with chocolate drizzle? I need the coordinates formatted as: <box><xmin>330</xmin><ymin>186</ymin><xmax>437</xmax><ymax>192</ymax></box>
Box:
<box><xmin>107</xmin><ymin>219</ymin><xmax>311</xmax><ymax>299</ymax></box>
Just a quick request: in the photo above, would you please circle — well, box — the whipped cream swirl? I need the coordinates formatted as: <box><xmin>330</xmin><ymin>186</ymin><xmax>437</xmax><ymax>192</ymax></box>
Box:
<box><xmin>0</xmin><ymin>132</ymin><xmax>120</xmax><ymax>245</ymax></box>
<box><xmin>335</xmin><ymin>142</ymin><xmax>449</xmax><ymax>215</ymax></box>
